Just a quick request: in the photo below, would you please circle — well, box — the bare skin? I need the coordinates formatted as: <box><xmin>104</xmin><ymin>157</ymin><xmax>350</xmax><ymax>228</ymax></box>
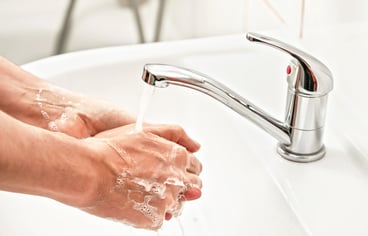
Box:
<box><xmin>0</xmin><ymin>56</ymin><xmax>203</xmax><ymax>230</ymax></box>
<box><xmin>0</xmin><ymin>56</ymin><xmax>135</xmax><ymax>138</ymax></box>
<box><xmin>86</xmin><ymin>124</ymin><xmax>202</xmax><ymax>229</ymax></box>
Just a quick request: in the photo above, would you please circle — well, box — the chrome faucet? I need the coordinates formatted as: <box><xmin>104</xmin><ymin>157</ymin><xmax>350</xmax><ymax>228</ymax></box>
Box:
<box><xmin>141</xmin><ymin>32</ymin><xmax>333</xmax><ymax>162</ymax></box>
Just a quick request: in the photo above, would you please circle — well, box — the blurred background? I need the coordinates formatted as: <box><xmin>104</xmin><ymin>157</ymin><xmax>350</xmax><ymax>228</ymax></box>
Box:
<box><xmin>1</xmin><ymin>0</ymin><xmax>367</xmax><ymax>65</ymax></box>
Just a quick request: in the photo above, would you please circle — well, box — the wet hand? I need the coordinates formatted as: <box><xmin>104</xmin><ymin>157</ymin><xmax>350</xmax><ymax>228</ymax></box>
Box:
<box><xmin>82</xmin><ymin>124</ymin><xmax>202</xmax><ymax>230</ymax></box>
<box><xmin>32</xmin><ymin>87</ymin><xmax>136</xmax><ymax>138</ymax></box>
<box><xmin>0</xmin><ymin>57</ymin><xmax>135</xmax><ymax>137</ymax></box>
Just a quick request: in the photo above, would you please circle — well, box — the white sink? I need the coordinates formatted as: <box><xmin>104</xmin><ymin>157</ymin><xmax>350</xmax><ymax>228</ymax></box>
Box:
<box><xmin>1</xmin><ymin>31</ymin><xmax>368</xmax><ymax>236</ymax></box>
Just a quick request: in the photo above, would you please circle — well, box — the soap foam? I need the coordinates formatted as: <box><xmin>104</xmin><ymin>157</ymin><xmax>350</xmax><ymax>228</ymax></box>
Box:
<box><xmin>102</xmin><ymin>139</ymin><xmax>191</xmax><ymax>230</ymax></box>
<box><xmin>133</xmin><ymin>195</ymin><xmax>161</xmax><ymax>228</ymax></box>
<box><xmin>135</xmin><ymin>84</ymin><xmax>155</xmax><ymax>132</ymax></box>
<box><xmin>35</xmin><ymin>88</ymin><xmax>78</xmax><ymax>133</ymax></box>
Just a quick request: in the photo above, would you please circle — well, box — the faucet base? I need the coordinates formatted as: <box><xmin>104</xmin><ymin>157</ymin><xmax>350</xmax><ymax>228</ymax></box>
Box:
<box><xmin>277</xmin><ymin>144</ymin><xmax>326</xmax><ymax>163</ymax></box>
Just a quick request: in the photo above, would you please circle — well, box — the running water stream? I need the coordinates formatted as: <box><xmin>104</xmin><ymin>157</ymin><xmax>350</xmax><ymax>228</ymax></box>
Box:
<box><xmin>157</xmin><ymin>218</ymin><xmax>185</xmax><ymax>236</ymax></box>
<box><xmin>135</xmin><ymin>84</ymin><xmax>185</xmax><ymax>236</ymax></box>
<box><xmin>135</xmin><ymin>84</ymin><xmax>155</xmax><ymax>132</ymax></box>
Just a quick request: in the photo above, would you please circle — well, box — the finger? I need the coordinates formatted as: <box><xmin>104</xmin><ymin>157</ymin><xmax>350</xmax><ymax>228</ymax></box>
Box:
<box><xmin>186</xmin><ymin>153</ymin><xmax>202</xmax><ymax>175</ymax></box>
<box><xmin>144</xmin><ymin>124</ymin><xmax>201</xmax><ymax>152</ymax></box>
<box><xmin>183</xmin><ymin>187</ymin><xmax>202</xmax><ymax>201</ymax></box>
<box><xmin>186</xmin><ymin>174</ymin><xmax>202</xmax><ymax>189</ymax></box>
<box><xmin>165</xmin><ymin>212</ymin><xmax>172</xmax><ymax>220</ymax></box>
<box><xmin>168</xmin><ymin>145</ymin><xmax>202</xmax><ymax>175</ymax></box>
<box><xmin>161</xmin><ymin>190</ymin><xmax>184</xmax><ymax>219</ymax></box>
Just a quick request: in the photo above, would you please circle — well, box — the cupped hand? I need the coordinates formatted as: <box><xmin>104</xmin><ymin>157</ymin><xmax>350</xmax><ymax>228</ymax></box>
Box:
<box><xmin>82</xmin><ymin>123</ymin><xmax>202</xmax><ymax>230</ymax></box>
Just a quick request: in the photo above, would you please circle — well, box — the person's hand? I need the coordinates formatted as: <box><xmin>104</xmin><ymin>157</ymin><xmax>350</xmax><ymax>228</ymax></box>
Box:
<box><xmin>80</xmin><ymin>123</ymin><xmax>202</xmax><ymax>230</ymax></box>
<box><xmin>0</xmin><ymin>56</ymin><xmax>135</xmax><ymax>138</ymax></box>
<box><xmin>34</xmin><ymin>87</ymin><xmax>136</xmax><ymax>138</ymax></box>
<box><xmin>0</xmin><ymin>57</ymin><xmax>203</xmax><ymax>231</ymax></box>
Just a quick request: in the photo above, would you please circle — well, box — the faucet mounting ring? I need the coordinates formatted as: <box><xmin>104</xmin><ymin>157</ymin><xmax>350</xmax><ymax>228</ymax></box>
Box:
<box><xmin>277</xmin><ymin>144</ymin><xmax>326</xmax><ymax>162</ymax></box>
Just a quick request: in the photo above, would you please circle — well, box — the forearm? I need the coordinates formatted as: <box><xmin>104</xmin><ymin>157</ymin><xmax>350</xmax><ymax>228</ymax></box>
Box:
<box><xmin>0</xmin><ymin>56</ymin><xmax>50</xmax><ymax>125</ymax></box>
<box><xmin>0</xmin><ymin>56</ymin><xmax>87</xmax><ymax>129</ymax></box>
<box><xmin>0</xmin><ymin>110</ymin><xmax>97</xmax><ymax>206</ymax></box>
<box><xmin>0</xmin><ymin>110</ymin><xmax>203</xmax><ymax>230</ymax></box>
<box><xmin>0</xmin><ymin>56</ymin><xmax>135</xmax><ymax>136</ymax></box>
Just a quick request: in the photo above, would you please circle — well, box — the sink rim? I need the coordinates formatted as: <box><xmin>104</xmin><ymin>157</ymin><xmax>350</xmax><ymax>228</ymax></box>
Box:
<box><xmin>12</xmin><ymin>33</ymin><xmax>368</xmax><ymax>236</ymax></box>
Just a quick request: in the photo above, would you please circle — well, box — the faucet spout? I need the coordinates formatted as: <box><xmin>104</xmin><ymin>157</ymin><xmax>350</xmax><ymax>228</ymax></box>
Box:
<box><xmin>141</xmin><ymin>33</ymin><xmax>333</xmax><ymax>162</ymax></box>
<box><xmin>142</xmin><ymin>64</ymin><xmax>291</xmax><ymax>145</ymax></box>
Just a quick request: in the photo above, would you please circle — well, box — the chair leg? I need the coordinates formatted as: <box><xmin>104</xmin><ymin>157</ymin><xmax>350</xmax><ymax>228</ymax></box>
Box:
<box><xmin>55</xmin><ymin>0</ymin><xmax>161</xmax><ymax>51</ymax></box>
<box><xmin>128</xmin><ymin>0</ymin><xmax>146</xmax><ymax>43</ymax></box>
<box><xmin>54</xmin><ymin>0</ymin><xmax>77</xmax><ymax>55</ymax></box>
<box><xmin>153</xmin><ymin>0</ymin><xmax>166</xmax><ymax>42</ymax></box>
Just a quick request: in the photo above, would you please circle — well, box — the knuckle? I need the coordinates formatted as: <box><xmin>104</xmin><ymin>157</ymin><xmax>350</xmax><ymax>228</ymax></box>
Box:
<box><xmin>195</xmin><ymin>178</ymin><xmax>203</xmax><ymax>189</ymax></box>
<box><xmin>171</xmin><ymin>124</ymin><xmax>185</xmax><ymax>136</ymax></box>
<box><xmin>170</xmin><ymin>145</ymin><xmax>188</xmax><ymax>166</ymax></box>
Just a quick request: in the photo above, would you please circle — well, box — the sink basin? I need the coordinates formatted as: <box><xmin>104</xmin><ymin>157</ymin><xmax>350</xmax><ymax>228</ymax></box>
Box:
<box><xmin>1</xmin><ymin>32</ymin><xmax>368</xmax><ymax>235</ymax></box>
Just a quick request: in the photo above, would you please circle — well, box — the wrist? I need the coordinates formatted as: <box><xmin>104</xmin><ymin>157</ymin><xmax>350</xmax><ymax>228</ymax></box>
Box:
<box><xmin>0</xmin><ymin>112</ymin><xmax>99</xmax><ymax>207</ymax></box>
<box><xmin>75</xmin><ymin>138</ymin><xmax>128</xmax><ymax>207</ymax></box>
<box><xmin>38</xmin><ymin>132</ymin><xmax>104</xmax><ymax>207</ymax></box>
<box><xmin>0</xmin><ymin>56</ymin><xmax>51</xmax><ymax>126</ymax></box>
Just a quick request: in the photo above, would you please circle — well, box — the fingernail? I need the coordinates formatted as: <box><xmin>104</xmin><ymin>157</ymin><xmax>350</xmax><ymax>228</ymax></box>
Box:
<box><xmin>165</xmin><ymin>213</ymin><xmax>172</xmax><ymax>220</ymax></box>
<box><xmin>184</xmin><ymin>187</ymin><xmax>202</xmax><ymax>200</ymax></box>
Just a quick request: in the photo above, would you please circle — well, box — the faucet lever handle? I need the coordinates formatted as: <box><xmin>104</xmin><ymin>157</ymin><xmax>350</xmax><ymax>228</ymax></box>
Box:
<box><xmin>246</xmin><ymin>32</ymin><xmax>333</xmax><ymax>97</ymax></box>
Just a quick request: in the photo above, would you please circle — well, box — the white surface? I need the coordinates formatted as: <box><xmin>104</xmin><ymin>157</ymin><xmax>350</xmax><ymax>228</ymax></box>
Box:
<box><xmin>2</xmin><ymin>0</ymin><xmax>368</xmax><ymax>64</ymax></box>
<box><xmin>1</xmin><ymin>24</ymin><xmax>368</xmax><ymax>235</ymax></box>
<box><xmin>0</xmin><ymin>0</ymin><xmax>248</xmax><ymax>64</ymax></box>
